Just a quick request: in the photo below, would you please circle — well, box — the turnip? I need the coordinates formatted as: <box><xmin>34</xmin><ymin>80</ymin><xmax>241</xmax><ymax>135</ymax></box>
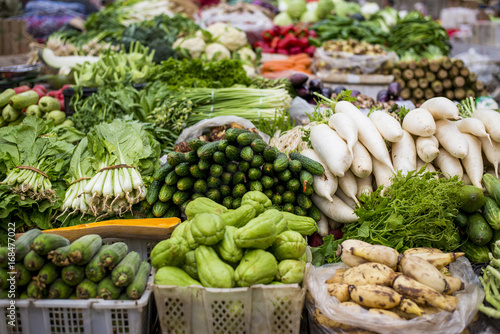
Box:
<box><xmin>338</xmin><ymin>170</ymin><xmax>359</xmax><ymax>206</ymax></box>
<box><xmin>311</xmin><ymin>193</ymin><xmax>358</xmax><ymax>224</ymax></box>
<box><xmin>372</xmin><ymin>156</ymin><xmax>394</xmax><ymax>190</ymax></box>
<box><xmin>402</xmin><ymin>108</ymin><xmax>436</xmax><ymax>137</ymax></box>
<box><xmin>434</xmin><ymin>148</ymin><xmax>463</xmax><ymax>180</ymax></box>
<box><xmin>356</xmin><ymin>174</ymin><xmax>373</xmax><ymax>198</ymax></box>
<box><xmin>420</xmin><ymin>97</ymin><xmax>460</xmax><ymax>120</ymax></box>
<box><xmin>471</xmin><ymin>108</ymin><xmax>500</xmax><ymax>143</ymax></box>
<box><xmin>335</xmin><ymin>101</ymin><xmax>394</xmax><ymax>171</ymax></box>
<box><xmin>435</xmin><ymin>119</ymin><xmax>469</xmax><ymax>159</ymax></box>
<box><xmin>369</xmin><ymin>110</ymin><xmax>404</xmax><ymax>142</ymax></box>
<box><xmin>350</xmin><ymin>141</ymin><xmax>372</xmax><ymax>178</ymax></box>
<box><xmin>310</xmin><ymin>124</ymin><xmax>352</xmax><ymax>177</ymax></box>
<box><xmin>479</xmin><ymin>136</ymin><xmax>500</xmax><ymax>178</ymax></box>
<box><xmin>455</xmin><ymin>118</ymin><xmax>492</xmax><ymax>145</ymax></box>
<box><xmin>301</xmin><ymin>148</ymin><xmax>338</xmax><ymax>201</ymax></box>
<box><xmin>391</xmin><ymin>130</ymin><xmax>416</xmax><ymax>175</ymax></box>
<box><xmin>460</xmin><ymin>133</ymin><xmax>483</xmax><ymax>189</ymax></box>
<box><xmin>328</xmin><ymin>113</ymin><xmax>358</xmax><ymax>155</ymax></box>
<box><xmin>416</xmin><ymin>136</ymin><xmax>439</xmax><ymax>163</ymax></box>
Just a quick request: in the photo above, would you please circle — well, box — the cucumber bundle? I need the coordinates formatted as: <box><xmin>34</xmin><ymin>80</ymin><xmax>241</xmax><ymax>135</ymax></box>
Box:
<box><xmin>146</xmin><ymin>129</ymin><xmax>324</xmax><ymax>220</ymax></box>
<box><xmin>0</xmin><ymin>230</ymin><xmax>150</xmax><ymax>301</ymax></box>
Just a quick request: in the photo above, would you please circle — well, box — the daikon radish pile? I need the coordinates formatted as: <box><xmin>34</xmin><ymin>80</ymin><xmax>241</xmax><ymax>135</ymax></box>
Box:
<box><xmin>338</xmin><ymin>170</ymin><xmax>359</xmax><ymax>205</ymax></box>
<box><xmin>479</xmin><ymin>136</ymin><xmax>500</xmax><ymax>178</ymax></box>
<box><xmin>328</xmin><ymin>113</ymin><xmax>358</xmax><ymax>155</ymax></box>
<box><xmin>416</xmin><ymin>136</ymin><xmax>439</xmax><ymax>163</ymax></box>
<box><xmin>368</xmin><ymin>110</ymin><xmax>404</xmax><ymax>142</ymax></box>
<box><xmin>416</xmin><ymin>158</ymin><xmax>436</xmax><ymax>174</ymax></box>
<box><xmin>460</xmin><ymin>133</ymin><xmax>483</xmax><ymax>189</ymax></box>
<box><xmin>455</xmin><ymin>118</ymin><xmax>492</xmax><ymax>144</ymax></box>
<box><xmin>434</xmin><ymin>148</ymin><xmax>463</xmax><ymax>180</ymax></box>
<box><xmin>402</xmin><ymin>108</ymin><xmax>436</xmax><ymax>136</ymax></box>
<box><xmin>335</xmin><ymin>187</ymin><xmax>357</xmax><ymax>210</ymax></box>
<box><xmin>472</xmin><ymin>109</ymin><xmax>500</xmax><ymax>143</ymax></box>
<box><xmin>372</xmin><ymin>156</ymin><xmax>394</xmax><ymax>189</ymax></box>
<box><xmin>350</xmin><ymin>141</ymin><xmax>372</xmax><ymax>178</ymax></box>
<box><xmin>420</xmin><ymin>97</ymin><xmax>460</xmax><ymax>120</ymax></box>
<box><xmin>356</xmin><ymin>175</ymin><xmax>373</xmax><ymax>198</ymax></box>
<box><xmin>434</xmin><ymin>119</ymin><xmax>469</xmax><ymax>159</ymax></box>
<box><xmin>391</xmin><ymin>130</ymin><xmax>416</xmax><ymax>175</ymax></box>
<box><xmin>312</xmin><ymin>193</ymin><xmax>358</xmax><ymax>223</ymax></box>
<box><xmin>310</xmin><ymin>124</ymin><xmax>352</xmax><ymax>178</ymax></box>
<box><xmin>301</xmin><ymin>148</ymin><xmax>338</xmax><ymax>202</ymax></box>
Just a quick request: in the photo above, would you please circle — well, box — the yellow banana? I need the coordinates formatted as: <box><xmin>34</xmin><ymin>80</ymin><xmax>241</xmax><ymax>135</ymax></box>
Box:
<box><xmin>409</xmin><ymin>252</ymin><xmax>465</xmax><ymax>269</ymax></box>
<box><xmin>392</xmin><ymin>275</ymin><xmax>456</xmax><ymax>312</ymax></box>
<box><xmin>403</xmin><ymin>247</ymin><xmax>443</xmax><ymax>255</ymax></box>
<box><xmin>368</xmin><ymin>308</ymin><xmax>405</xmax><ymax>320</ymax></box>
<box><xmin>350</xmin><ymin>245</ymin><xmax>400</xmax><ymax>269</ymax></box>
<box><xmin>327</xmin><ymin>283</ymin><xmax>350</xmax><ymax>302</ymax></box>
<box><xmin>399</xmin><ymin>255</ymin><xmax>449</xmax><ymax>293</ymax></box>
<box><xmin>444</xmin><ymin>276</ymin><xmax>464</xmax><ymax>295</ymax></box>
<box><xmin>341</xmin><ymin>301</ymin><xmax>366</xmax><ymax>310</ymax></box>
<box><xmin>389</xmin><ymin>308</ymin><xmax>419</xmax><ymax>320</ymax></box>
<box><xmin>343</xmin><ymin>263</ymin><xmax>396</xmax><ymax>286</ymax></box>
<box><xmin>398</xmin><ymin>297</ymin><xmax>425</xmax><ymax>316</ymax></box>
<box><xmin>325</xmin><ymin>268</ymin><xmax>347</xmax><ymax>284</ymax></box>
<box><xmin>348</xmin><ymin>285</ymin><xmax>402</xmax><ymax>309</ymax></box>
<box><xmin>336</xmin><ymin>239</ymin><xmax>371</xmax><ymax>267</ymax></box>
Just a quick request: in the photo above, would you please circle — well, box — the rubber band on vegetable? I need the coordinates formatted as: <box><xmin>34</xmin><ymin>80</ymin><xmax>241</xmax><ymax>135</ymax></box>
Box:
<box><xmin>69</xmin><ymin>177</ymin><xmax>92</xmax><ymax>186</ymax></box>
<box><xmin>98</xmin><ymin>164</ymin><xmax>137</xmax><ymax>172</ymax></box>
<box><xmin>16</xmin><ymin>166</ymin><xmax>49</xmax><ymax>179</ymax></box>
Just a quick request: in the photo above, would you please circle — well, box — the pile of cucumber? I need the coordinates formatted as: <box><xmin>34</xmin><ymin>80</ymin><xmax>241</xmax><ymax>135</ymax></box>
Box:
<box><xmin>146</xmin><ymin>128</ymin><xmax>326</xmax><ymax>220</ymax></box>
<box><xmin>0</xmin><ymin>229</ymin><xmax>150</xmax><ymax>300</ymax></box>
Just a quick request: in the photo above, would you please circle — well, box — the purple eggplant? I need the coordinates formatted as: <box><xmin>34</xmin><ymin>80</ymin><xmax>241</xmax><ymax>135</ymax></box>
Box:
<box><xmin>296</xmin><ymin>86</ymin><xmax>310</xmax><ymax>99</ymax></box>
<box><xmin>290</xmin><ymin>73</ymin><xmax>309</xmax><ymax>88</ymax></box>
<box><xmin>350</xmin><ymin>90</ymin><xmax>361</xmax><ymax>97</ymax></box>
<box><xmin>333</xmin><ymin>86</ymin><xmax>347</xmax><ymax>95</ymax></box>
<box><xmin>308</xmin><ymin>79</ymin><xmax>323</xmax><ymax>92</ymax></box>
<box><xmin>377</xmin><ymin>90</ymin><xmax>389</xmax><ymax>102</ymax></box>
<box><xmin>387</xmin><ymin>82</ymin><xmax>401</xmax><ymax>98</ymax></box>
<box><xmin>320</xmin><ymin>87</ymin><xmax>332</xmax><ymax>98</ymax></box>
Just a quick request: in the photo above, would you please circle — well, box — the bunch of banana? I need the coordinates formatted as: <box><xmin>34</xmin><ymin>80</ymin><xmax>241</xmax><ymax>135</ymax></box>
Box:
<box><xmin>314</xmin><ymin>240</ymin><xmax>466</xmax><ymax>329</ymax></box>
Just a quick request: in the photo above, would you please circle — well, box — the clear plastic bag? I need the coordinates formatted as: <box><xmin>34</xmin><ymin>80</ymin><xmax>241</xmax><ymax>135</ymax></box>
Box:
<box><xmin>305</xmin><ymin>257</ymin><xmax>484</xmax><ymax>334</ymax></box>
<box><xmin>313</xmin><ymin>47</ymin><xmax>399</xmax><ymax>75</ymax></box>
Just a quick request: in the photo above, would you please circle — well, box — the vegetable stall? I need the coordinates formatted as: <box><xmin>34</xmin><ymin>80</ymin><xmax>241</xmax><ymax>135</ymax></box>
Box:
<box><xmin>0</xmin><ymin>0</ymin><xmax>500</xmax><ymax>333</ymax></box>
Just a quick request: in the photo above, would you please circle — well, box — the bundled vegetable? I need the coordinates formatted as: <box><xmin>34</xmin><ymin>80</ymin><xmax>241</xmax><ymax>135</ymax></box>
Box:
<box><xmin>479</xmin><ymin>240</ymin><xmax>500</xmax><ymax>318</ymax></box>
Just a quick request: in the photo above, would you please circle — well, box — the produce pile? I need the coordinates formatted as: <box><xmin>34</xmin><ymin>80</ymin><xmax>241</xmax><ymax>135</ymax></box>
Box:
<box><xmin>0</xmin><ymin>230</ymin><xmax>150</xmax><ymax>300</ymax></box>
<box><xmin>152</xmin><ymin>193</ymin><xmax>315</xmax><ymax>287</ymax></box>
<box><xmin>254</xmin><ymin>25</ymin><xmax>316</xmax><ymax>56</ymax></box>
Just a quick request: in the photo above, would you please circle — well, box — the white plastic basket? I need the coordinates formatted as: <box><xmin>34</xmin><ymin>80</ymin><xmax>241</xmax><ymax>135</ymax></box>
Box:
<box><xmin>153</xmin><ymin>264</ymin><xmax>309</xmax><ymax>334</ymax></box>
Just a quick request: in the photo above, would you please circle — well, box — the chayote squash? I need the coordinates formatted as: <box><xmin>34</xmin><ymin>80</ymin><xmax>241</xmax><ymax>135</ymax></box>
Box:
<box><xmin>151</xmin><ymin>237</ymin><xmax>190</xmax><ymax>269</ymax></box>
<box><xmin>276</xmin><ymin>260</ymin><xmax>306</xmax><ymax>284</ymax></box>
<box><xmin>185</xmin><ymin>197</ymin><xmax>228</xmax><ymax>220</ymax></box>
<box><xmin>183</xmin><ymin>220</ymin><xmax>199</xmax><ymax>249</ymax></box>
<box><xmin>191</xmin><ymin>213</ymin><xmax>225</xmax><ymax>246</ymax></box>
<box><xmin>221</xmin><ymin>204</ymin><xmax>257</xmax><ymax>228</ymax></box>
<box><xmin>241</xmin><ymin>191</ymin><xmax>272</xmax><ymax>215</ymax></box>
<box><xmin>271</xmin><ymin>231</ymin><xmax>307</xmax><ymax>260</ymax></box>
<box><xmin>274</xmin><ymin>210</ymin><xmax>288</xmax><ymax>234</ymax></box>
<box><xmin>171</xmin><ymin>221</ymin><xmax>188</xmax><ymax>239</ymax></box>
<box><xmin>195</xmin><ymin>245</ymin><xmax>235</xmax><ymax>288</ymax></box>
<box><xmin>182</xmin><ymin>251</ymin><xmax>199</xmax><ymax>280</ymax></box>
<box><xmin>155</xmin><ymin>266</ymin><xmax>202</xmax><ymax>286</ymax></box>
<box><xmin>269</xmin><ymin>281</ymin><xmax>285</xmax><ymax>285</ymax></box>
<box><xmin>234</xmin><ymin>249</ymin><xmax>278</xmax><ymax>287</ymax></box>
<box><xmin>214</xmin><ymin>226</ymin><xmax>244</xmax><ymax>263</ymax></box>
<box><xmin>281</xmin><ymin>212</ymin><xmax>317</xmax><ymax>236</ymax></box>
<box><xmin>234</xmin><ymin>210</ymin><xmax>278</xmax><ymax>249</ymax></box>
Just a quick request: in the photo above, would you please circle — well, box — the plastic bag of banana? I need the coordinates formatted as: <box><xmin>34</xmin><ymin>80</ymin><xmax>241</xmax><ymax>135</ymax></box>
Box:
<box><xmin>305</xmin><ymin>240</ymin><xmax>485</xmax><ymax>334</ymax></box>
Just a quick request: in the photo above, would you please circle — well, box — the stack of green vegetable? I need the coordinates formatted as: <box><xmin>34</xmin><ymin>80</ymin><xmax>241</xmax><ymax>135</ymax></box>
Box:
<box><xmin>152</xmin><ymin>193</ymin><xmax>315</xmax><ymax>287</ymax></box>
<box><xmin>145</xmin><ymin>128</ymin><xmax>324</xmax><ymax>220</ymax></box>
<box><xmin>0</xmin><ymin>230</ymin><xmax>150</xmax><ymax>300</ymax></box>
<box><xmin>479</xmin><ymin>240</ymin><xmax>500</xmax><ymax>319</ymax></box>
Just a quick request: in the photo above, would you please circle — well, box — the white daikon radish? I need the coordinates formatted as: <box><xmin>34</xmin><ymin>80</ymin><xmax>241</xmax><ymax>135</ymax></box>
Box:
<box><xmin>434</xmin><ymin>148</ymin><xmax>463</xmax><ymax>180</ymax></box>
<box><xmin>416</xmin><ymin>136</ymin><xmax>439</xmax><ymax>163</ymax></box>
<box><xmin>435</xmin><ymin>119</ymin><xmax>469</xmax><ymax>159</ymax></box>
<box><xmin>338</xmin><ymin>170</ymin><xmax>359</xmax><ymax>205</ymax></box>
<box><xmin>372</xmin><ymin>156</ymin><xmax>394</xmax><ymax>189</ymax></box>
<box><xmin>356</xmin><ymin>174</ymin><xmax>373</xmax><ymax>198</ymax></box>
<box><xmin>350</xmin><ymin>141</ymin><xmax>372</xmax><ymax>178</ymax></box>
<box><xmin>402</xmin><ymin>108</ymin><xmax>436</xmax><ymax>136</ymax></box>
<box><xmin>369</xmin><ymin>110</ymin><xmax>404</xmax><ymax>142</ymax></box>
<box><xmin>317</xmin><ymin>212</ymin><xmax>329</xmax><ymax>237</ymax></box>
<box><xmin>471</xmin><ymin>108</ymin><xmax>500</xmax><ymax>143</ymax></box>
<box><xmin>420</xmin><ymin>97</ymin><xmax>460</xmax><ymax>120</ymax></box>
<box><xmin>479</xmin><ymin>136</ymin><xmax>500</xmax><ymax>178</ymax></box>
<box><xmin>335</xmin><ymin>187</ymin><xmax>357</xmax><ymax>210</ymax></box>
<box><xmin>462</xmin><ymin>173</ymin><xmax>472</xmax><ymax>185</ymax></box>
<box><xmin>311</xmin><ymin>194</ymin><xmax>358</xmax><ymax>224</ymax></box>
<box><xmin>301</xmin><ymin>148</ymin><xmax>338</xmax><ymax>201</ymax></box>
<box><xmin>310</xmin><ymin>124</ymin><xmax>352</xmax><ymax>177</ymax></box>
<box><xmin>328</xmin><ymin>113</ymin><xmax>358</xmax><ymax>155</ymax></box>
<box><xmin>460</xmin><ymin>133</ymin><xmax>483</xmax><ymax>189</ymax></box>
<box><xmin>391</xmin><ymin>130</ymin><xmax>416</xmax><ymax>175</ymax></box>
<box><xmin>335</xmin><ymin>101</ymin><xmax>394</xmax><ymax>171</ymax></box>
<box><xmin>455</xmin><ymin>118</ymin><xmax>492</xmax><ymax>145</ymax></box>
<box><xmin>416</xmin><ymin>158</ymin><xmax>436</xmax><ymax>174</ymax></box>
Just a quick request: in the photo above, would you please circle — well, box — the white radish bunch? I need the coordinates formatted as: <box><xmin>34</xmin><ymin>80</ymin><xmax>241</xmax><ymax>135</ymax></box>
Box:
<box><xmin>310</xmin><ymin>124</ymin><xmax>352</xmax><ymax>177</ymax></box>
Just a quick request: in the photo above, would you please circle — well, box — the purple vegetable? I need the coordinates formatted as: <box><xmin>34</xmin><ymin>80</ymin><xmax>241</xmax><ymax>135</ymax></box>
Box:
<box><xmin>290</xmin><ymin>73</ymin><xmax>309</xmax><ymax>88</ymax></box>
<box><xmin>387</xmin><ymin>82</ymin><xmax>401</xmax><ymax>98</ymax></box>
<box><xmin>394</xmin><ymin>96</ymin><xmax>404</xmax><ymax>101</ymax></box>
<box><xmin>377</xmin><ymin>90</ymin><xmax>389</xmax><ymax>102</ymax></box>
<box><xmin>333</xmin><ymin>86</ymin><xmax>347</xmax><ymax>95</ymax></box>
<box><xmin>350</xmin><ymin>90</ymin><xmax>361</xmax><ymax>97</ymax></box>
<box><xmin>296</xmin><ymin>86</ymin><xmax>310</xmax><ymax>99</ymax></box>
<box><xmin>321</xmin><ymin>87</ymin><xmax>332</xmax><ymax>98</ymax></box>
<box><xmin>307</xmin><ymin>97</ymin><xmax>317</xmax><ymax>105</ymax></box>
<box><xmin>309</xmin><ymin>79</ymin><xmax>323</xmax><ymax>91</ymax></box>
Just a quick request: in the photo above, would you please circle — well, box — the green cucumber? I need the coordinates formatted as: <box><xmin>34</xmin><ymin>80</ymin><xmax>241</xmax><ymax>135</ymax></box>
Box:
<box><xmin>159</xmin><ymin>184</ymin><xmax>176</xmax><ymax>202</ymax></box>
<box><xmin>146</xmin><ymin>179</ymin><xmax>162</xmax><ymax>205</ymax></box>
<box><xmin>232</xmin><ymin>198</ymin><xmax>242</xmax><ymax>209</ymax></box>
<box><xmin>0</xmin><ymin>88</ymin><xmax>15</xmax><ymax>107</ymax></box>
<box><xmin>232</xmin><ymin>171</ymin><xmax>246</xmax><ymax>185</ymax></box>
<box><xmin>278</xmin><ymin>169</ymin><xmax>292</xmax><ymax>182</ymax></box>
<box><xmin>27</xmin><ymin>280</ymin><xmax>47</xmax><ymax>299</ymax></box>
<box><xmin>289</xmin><ymin>152</ymin><xmax>325</xmax><ymax>175</ymax></box>
<box><xmin>32</xmin><ymin>234</ymin><xmax>70</xmax><ymax>255</ymax></box>
<box><xmin>0</xmin><ymin>269</ymin><xmax>8</xmax><ymax>289</ymax></box>
<box><xmin>483</xmin><ymin>174</ymin><xmax>500</xmax><ymax>205</ymax></box>
<box><xmin>226</xmin><ymin>128</ymin><xmax>250</xmax><ymax>143</ymax></box>
<box><xmin>300</xmin><ymin>170</ymin><xmax>314</xmax><ymax>194</ymax></box>
<box><xmin>263</xmin><ymin>162</ymin><xmax>274</xmax><ymax>176</ymax></box>
<box><xmin>164</xmin><ymin>206</ymin><xmax>181</xmax><ymax>218</ymax></box>
<box><xmin>47</xmin><ymin>245</ymin><xmax>71</xmax><ymax>267</ymax></box>
<box><xmin>166</xmin><ymin>152</ymin><xmax>186</xmax><ymax>167</ymax></box>
<box><xmin>283</xmin><ymin>191</ymin><xmax>296</xmax><ymax>204</ymax></box>
<box><xmin>240</xmin><ymin>147</ymin><xmax>254</xmax><ymax>162</ymax></box>
<box><xmin>165</xmin><ymin>170</ymin><xmax>179</xmax><ymax>186</ymax></box>
<box><xmin>34</xmin><ymin>263</ymin><xmax>59</xmax><ymax>288</ymax></box>
<box><xmin>308</xmin><ymin>204</ymin><xmax>322</xmax><ymax>222</ymax></box>
<box><xmin>289</xmin><ymin>160</ymin><xmax>302</xmax><ymax>173</ymax></box>
<box><xmin>276</xmin><ymin>185</ymin><xmax>286</xmax><ymax>194</ymax></box>
<box><xmin>38</xmin><ymin>96</ymin><xmax>61</xmax><ymax>113</ymax></box>
<box><xmin>237</xmin><ymin>132</ymin><xmax>262</xmax><ymax>146</ymax></box>
<box><xmin>153</xmin><ymin>201</ymin><xmax>170</xmax><ymax>217</ymax></box>
<box><xmin>264</xmin><ymin>189</ymin><xmax>273</xmax><ymax>199</ymax></box>
<box><xmin>272</xmin><ymin>194</ymin><xmax>283</xmax><ymax>205</ymax></box>
<box><xmin>283</xmin><ymin>203</ymin><xmax>294</xmax><ymax>213</ymax></box>
<box><xmin>210</xmin><ymin>164</ymin><xmax>224</xmax><ymax>177</ymax></box>
<box><xmin>218</xmin><ymin>140</ymin><xmax>229</xmax><ymax>152</ymax></box>
<box><xmin>194</xmin><ymin>180</ymin><xmax>208</xmax><ymax>193</ymax></box>
<box><xmin>207</xmin><ymin>176</ymin><xmax>221</xmax><ymax>189</ymax></box>
<box><xmin>467</xmin><ymin>213</ymin><xmax>493</xmax><ymax>246</ymax></box>
<box><xmin>220</xmin><ymin>185</ymin><xmax>231</xmax><ymax>197</ymax></box>
<box><xmin>85</xmin><ymin>245</ymin><xmax>111</xmax><ymax>282</ymax></box>
<box><xmin>248</xmin><ymin>168</ymin><xmax>262</xmax><ymax>180</ymax></box>
<box><xmin>483</xmin><ymin>195</ymin><xmax>500</xmax><ymax>230</ymax></box>
<box><xmin>213</xmin><ymin>151</ymin><xmax>227</xmax><ymax>164</ymax></box>
<box><xmin>197</xmin><ymin>141</ymin><xmax>219</xmax><ymax>160</ymax></box>
<box><xmin>238</xmin><ymin>161</ymin><xmax>250</xmax><ymax>173</ymax></box>
<box><xmin>225</xmin><ymin>145</ymin><xmax>240</xmax><ymax>161</ymax></box>
<box><xmin>174</xmin><ymin>162</ymin><xmax>190</xmax><ymax>176</ymax></box>
<box><xmin>48</xmin><ymin>278</ymin><xmax>73</xmax><ymax>299</ymax></box>
<box><xmin>294</xmin><ymin>206</ymin><xmax>307</xmax><ymax>216</ymax></box>
<box><xmin>454</xmin><ymin>212</ymin><xmax>468</xmax><ymax>229</ymax></box>
<box><xmin>297</xmin><ymin>194</ymin><xmax>312</xmax><ymax>209</ymax></box>
<box><xmin>262</xmin><ymin>176</ymin><xmax>274</xmax><ymax>189</ymax></box>
<box><xmin>173</xmin><ymin>191</ymin><xmax>190</xmax><ymax>206</ymax></box>
<box><xmin>184</xmin><ymin>151</ymin><xmax>198</xmax><ymax>164</ymax></box>
<box><xmin>233</xmin><ymin>184</ymin><xmax>247</xmax><ymax>198</ymax></box>
<box><xmin>24</xmin><ymin>250</ymin><xmax>45</xmax><ymax>271</ymax></box>
<box><xmin>251</xmin><ymin>139</ymin><xmax>267</xmax><ymax>153</ymax></box>
<box><xmin>97</xmin><ymin>276</ymin><xmax>122</xmax><ymax>299</ymax></box>
<box><xmin>206</xmin><ymin>189</ymin><xmax>221</xmax><ymax>202</ymax></box>
<box><xmin>287</xmin><ymin>179</ymin><xmax>300</xmax><ymax>192</ymax></box>
<box><xmin>221</xmin><ymin>172</ymin><xmax>232</xmax><ymax>185</ymax></box>
<box><xmin>14</xmin><ymin>263</ymin><xmax>31</xmax><ymax>286</ymax></box>
<box><xmin>222</xmin><ymin>196</ymin><xmax>233</xmax><ymax>208</ymax></box>
<box><xmin>189</xmin><ymin>165</ymin><xmax>205</xmax><ymax>178</ymax></box>
<box><xmin>459</xmin><ymin>240</ymin><xmax>490</xmax><ymax>263</ymax></box>
<box><xmin>177</xmin><ymin>177</ymin><xmax>194</xmax><ymax>191</ymax></box>
<box><xmin>126</xmin><ymin>261</ymin><xmax>151</xmax><ymax>300</ymax></box>
<box><xmin>273</xmin><ymin>153</ymin><xmax>289</xmax><ymax>172</ymax></box>
<box><xmin>226</xmin><ymin>162</ymin><xmax>238</xmax><ymax>174</ymax></box>
<box><xmin>68</xmin><ymin>235</ymin><xmax>102</xmax><ymax>266</ymax></box>
<box><xmin>76</xmin><ymin>279</ymin><xmax>98</xmax><ymax>299</ymax></box>
<box><xmin>14</xmin><ymin>229</ymin><xmax>42</xmax><ymax>261</ymax></box>
<box><xmin>188</xmin><ymin>139</ymin><xmax>207</xmax><ymax>151</ymax></box>
<box><xmin>62</xmin><ymin>264</ymin><xmax>85</xmax><ymax>286</ymax></box>
<box><xmin>249</xmin><ymin>181</ymin><xmax>263</xmax><ymax>192</ymax></box>
<box><xmin>9</xmin><ymin>90</ymin><xmax>38</xmax><ymax>109</ymax></box>
<box><xmin>154</xmin><ymin>163</ymin><xmax>174</xmax><ymax>181</ymax></box>
<box><xmin>263</xmin><ymin>146</ymin><xmax>279</xmax><ymax>162</ymax></box>
<box><xmin>251</xmin><ymin>154</ymin><xmax>265</xmax><ymax>168</ymax></box>
<box><xmin>198</xmin><ymin>159</ymin><xmax>211</xmax><ymax>171</ymax></box>
<box><xmin>111</xmin><ymin>251</ymin><xmax>141</xmax><ymax>287</ymax></box>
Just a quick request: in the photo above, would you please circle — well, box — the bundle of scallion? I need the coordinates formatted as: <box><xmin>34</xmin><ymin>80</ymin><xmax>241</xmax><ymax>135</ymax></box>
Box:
<box><xmin>0</xmin><ymin>117</ymin><xmax>75</xmax><ymax>201</ymax></box>
<box><xmin>84</xmin><ymin>120</ymin><xmax>160</xmax><ymax>217</ymax></box>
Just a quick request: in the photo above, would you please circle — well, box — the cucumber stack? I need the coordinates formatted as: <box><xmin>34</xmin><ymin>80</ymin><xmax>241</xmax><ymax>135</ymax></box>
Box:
<box><xmin>146</xmin><ymin>129</ymin><xmax>325</xmax><ymax>221</ymax></box>
<box><xmin>0</xmin><ymin>230</ymin><xmax>150</xmax><ymax>301</ymax></box>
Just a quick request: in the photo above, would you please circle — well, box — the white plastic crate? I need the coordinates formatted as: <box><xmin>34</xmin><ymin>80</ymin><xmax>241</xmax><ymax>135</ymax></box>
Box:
<box><xmin>153</xmin><ymin>264</ymin><xmax>309</xmax><ymax>334</ymax></box>
<box><xmin>0</xmin><ymin>288</ymin><xmax>151</xmax><ymax>334</ymax></box>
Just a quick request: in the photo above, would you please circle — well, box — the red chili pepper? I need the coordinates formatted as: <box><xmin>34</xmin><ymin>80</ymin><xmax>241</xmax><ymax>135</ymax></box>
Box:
<box><xmin>280</xmin><ymin>25</ymin><xmax>294</xmax><ymax>36</ymax></box>
<box><xmin>13</xmin><ymin>85</ymin><xmax>30</xmax><ymax>94</ymax></box>
<box><xmin>277</xmin><ymin>33</ymin><xmax>296</xmax><ymax>49</ymax></box>
<box><xmin>276</xmin><ymin>48</ymin><xmax>290</xmax><ymax>55</ymax></box>
<box><xmin>304</xmin><ymin>46</ymin><xmax>316</xmax><ymax>57</ymax></box>
<box><xmin>289</xmin><ymin>47</ymin><xmax>303</xmax><ymax>55</ymax></box>
<box><xmin>270</xmin><ymin>36</ymin><xmax>280</xmax><ymax>49</ymax></box>
<box><xmin>262</xmin><ymin>29</ymin><xmax>273</xmax><ymax>42</ymax></box>
<box><xmin>297</xmin><ymin>37</ymin><xmax>309</xmax><ymax>49</ymax></box>
<box><xmin>254</xmin><ymin>40</ymin><xmax>269</xmax><ymax>49</ymax></box>
<box><xmin>32</xmin><ymin>84</ymin><xmax>47</xmax><ymax>94</ymax></box>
